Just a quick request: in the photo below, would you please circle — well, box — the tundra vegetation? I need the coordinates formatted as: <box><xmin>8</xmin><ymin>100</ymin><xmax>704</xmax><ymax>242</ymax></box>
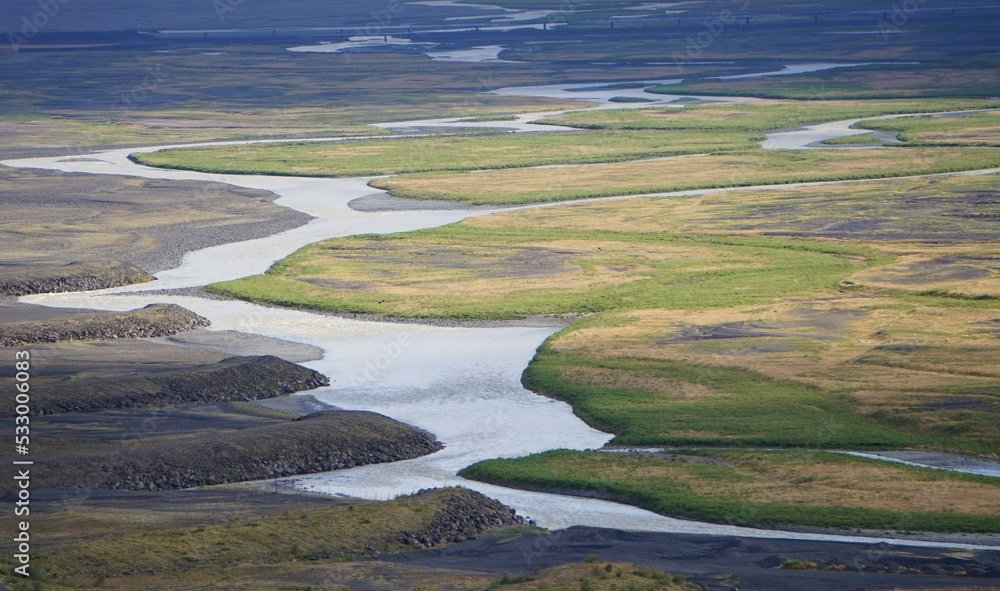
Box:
<box><xmin>4</xmin><ymin>1</ymin><xmax>1000</xmax><ymax>587</ymax></box>
<box><xmin>203</xmin><ymin>110</ymin><xmax>1000</xmax><ymax>531</ymax></box>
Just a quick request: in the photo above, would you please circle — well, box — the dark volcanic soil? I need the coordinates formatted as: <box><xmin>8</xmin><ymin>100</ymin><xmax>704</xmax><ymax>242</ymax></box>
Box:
<box><xmin>9</xmin><ymin>353</ymin><xmax>329</xmax><ymax>416</ymax></box>
<box><xmin>1</xmin><ymin>410</ymin><xmax>442</xmax><ymax>492</ymax></box>
<box><xmin>0</xmin><ymin>302</ymin><xmax>209</xmax><ymax>347</ymax></box>
<box><xmin>380</xmin><ymin>526</ymin><xmax>1000</xmax><ymax>591</ymax></box>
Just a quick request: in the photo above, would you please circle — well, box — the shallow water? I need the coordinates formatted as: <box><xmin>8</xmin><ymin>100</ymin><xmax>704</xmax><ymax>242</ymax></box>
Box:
<box><xmin>717</xmin><ymin>62</ymin><xmax>876</xmax><ymax>80</ymax></box>
<box><xmin>489</xmin><ymin>63</ymin><xmax>878</xmax><ymax>110</ymax></box>
<box><xmin>6</xmin><ymin>77</ymin><xmax>1000</xmax><ymax>550</ymax></box>
<box><xmin>288</xmin><ymin>37</ymin><xmax>434</xmax><ymax>56</ymax></box>
<box><xmin>490</xmin><ymin>79</ymin><xmax>755</xmax><ymax>109</ymax></box>
<box><xmin>426</xmin><ymin>45</ymin><xmax>511</xmax><ymax>62</ymax></box>
<box><xmin>840</xmin><ymin>451</ymin><xmax>1000</xmax><ymax>479</ymax></box>
<box><xmin>760</xmin><ymin>109</ymin><xmax>990</xmax><ymax>150</ymax></box>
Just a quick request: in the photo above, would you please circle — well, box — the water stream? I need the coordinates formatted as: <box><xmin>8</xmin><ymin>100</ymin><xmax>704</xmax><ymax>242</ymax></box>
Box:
<box><xmin>4</xmin><ymin>75</ymin><xmax>999</xmax><ymax>550</ymax></box>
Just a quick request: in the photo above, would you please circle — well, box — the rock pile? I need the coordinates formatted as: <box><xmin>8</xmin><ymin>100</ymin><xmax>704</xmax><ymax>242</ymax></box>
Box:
<box><xmin>396</xmin><ymin>487</ymin><xmax>526</xmax><ymax>548</ymax></box>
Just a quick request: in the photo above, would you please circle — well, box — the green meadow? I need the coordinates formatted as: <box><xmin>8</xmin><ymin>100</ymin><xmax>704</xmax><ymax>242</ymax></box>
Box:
<box><xmin>164</xmin><ymin>94</ymin><xmax>1000</xmax><ymax>533</ymax></box>
<box><xmin>132</xmin><ymin>128</ymin><xmax>759</xmax><ymax>177</ymax></box>
<box><xmin>205</xmin><ymin>163</ymin><xmax>1000</xmax><ymax>530</ymax></box>
<box><xmin>858</xmin><ymin>109</ymin><xmax>1000</xmax><ymax>145</ymax></box>
<box><xmin>537</xmin><ymin>99</ymin><xmax>1000</xmax><ymax>132</ymax></box>
<box><xmin>207</xmin><ymin>227</ymin><xmax>872</xmax><ymax>319</ymax></box>
<box><xmin>7</xmin><ymin>6</ymin><xmax>1000</xmax><ymax>586</ymax></box>
<box><xmin>522</xmin><ymin>350</ymin><xmax>917</xmax><ymax>449</ymax></box>
<box><xmin>372</xmin><ymin>147</ymin><xmax>1000</xmax><ymax>204</ymax></box>
<box><xmin>461</xmin><ymin>450</ymin><xmax>1000</xmax><ymax>532</ymax></box>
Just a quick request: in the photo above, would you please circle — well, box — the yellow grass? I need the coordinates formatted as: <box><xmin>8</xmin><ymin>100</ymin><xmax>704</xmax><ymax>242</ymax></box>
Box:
<box><xmin>547</xmin><ymin>289</ymin><xmax>1000</xmax><ymax>448</ymax></box>
<box><xmin>375</xmin><ymin>148</ymin><xmax>1000</xmax><ymax>204</ymax></box>
<box><xmin>264</xmin><ymin>236</ymin><xmax>756</xmax><ymax>308</ymax></box>
<box><xmin>683</xmin><ymin>453</ymin><xmax>1000</xmax><ymax>514</ymax></box>
<box><xmin>551</xmin><ymin>297</ymin><xmax>1000</xmax><ymax>385</ymax></box>
<box><xmin>464</xmin><ymin>173</ymin><xmax>1000</xmax><ymax>238</ymax></box>
<box><xmin>923</xmin><ymin>128</ymin><xmax>1000</xmax><ymax>144</ymax></box>
<box><xmin>847</xmin><ymin>244</ymin><xmax>1000</xmax><ymax>297</ymax></box>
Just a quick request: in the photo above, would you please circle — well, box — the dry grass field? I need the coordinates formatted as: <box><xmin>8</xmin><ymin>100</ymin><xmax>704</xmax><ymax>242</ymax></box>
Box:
<box><xmin>372</xmin><ymin>147</ymin><xmax>1000</xmax><ymax>204</ymax></box>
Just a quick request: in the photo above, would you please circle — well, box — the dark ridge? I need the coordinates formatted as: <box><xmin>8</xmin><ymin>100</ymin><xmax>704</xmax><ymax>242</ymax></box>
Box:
<box><xmin>0</xmin><ymin>303</ymin><xmax>209</xmax><ymax>347</ymax></box>
<box><xmin>16</xmin><ymin>410</ymin><xmax>443</xmax><ymax>491</ymax></box>
<box><xmin>4</xmin><ymin>354</ymin><xmax>329</xmax><ymax>417</ymax></box>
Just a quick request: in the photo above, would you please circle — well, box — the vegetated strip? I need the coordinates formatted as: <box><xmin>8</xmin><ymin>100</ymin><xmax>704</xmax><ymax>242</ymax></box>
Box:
<box><xmin>537</xmin><ymin>100</ymin><xmax>1000</xmax><ymax>132</ymax></box>
<box><xmin>129</xmin><ymin>129</ymin><xmax>758</xmax><ymax>178</ymax></box>
<box><xmin>461</xmin><ymin>449</ymin><xmax>1000</xmax><ymax>533</ymax></box>
<box><xmin>204</xmin><ymin>228</ymin><xmax>874</xmax><ymax>320</ymax></box>
<box><xmin>37</xmin><ymin>487</ymin><xmax>523</xmax><ymax>581</ymax></box>
<box><xmin>641</xmin><ymin>71</ymin><xmax>1000</xmax><ymax>100</ymax></box>
<box><xmin>857</xmin><ymin>110</ymin><xmax>1000</xmax><ymax>146</ymax></box>
<box><xmin>522</xmin><ymin>348</ymin><xmax>920</xmax><ymax>449</ymax></box>
<box><xmin>371</xmin><ymin>147</ymin><xmax>1000</xmax><ymax>205</ymax></box>
<box><xmin>820</xmin><ymin>134</ymin><xmax>881</xmax><ymax>145</ymax></box>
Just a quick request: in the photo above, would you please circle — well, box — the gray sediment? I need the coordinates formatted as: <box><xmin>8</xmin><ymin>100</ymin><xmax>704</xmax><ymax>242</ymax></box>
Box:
<box><xmin>348</xmin><ymin>193</ymin><xmax>500</xmax><ymax>212</ymax></box>
<box><xmin>18</xmin><ymin>410</ymin><xmax>444</xmax><ymax>492</ymax></box>
<box><xmin>0</xmin><ymin>260</ymin><xmax>152</xmax><ymax>297</ymax></box>
<box><xmin>0</xmin><ymin>303</ymin><xmax>210</xmax><ymax>347</ymax></box>
<box><xmin>8</xmin><ymin>354</ymin><xmax>329</xmax><ymax>417</ymax></box>
<box><xmin>157</xmin><ymin>328</ymin><xmax>325</xmax><ymax>363</ymax></box>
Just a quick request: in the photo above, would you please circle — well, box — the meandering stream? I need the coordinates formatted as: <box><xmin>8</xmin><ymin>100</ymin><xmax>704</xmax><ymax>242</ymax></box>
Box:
<box><xmin>4</xmin><ymin>75</ymin><xmax>999</xmax><ymax>551</ymax></box>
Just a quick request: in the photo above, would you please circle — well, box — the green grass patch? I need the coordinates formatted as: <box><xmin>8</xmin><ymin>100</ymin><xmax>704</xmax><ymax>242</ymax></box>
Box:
<box><xmin>523</xmin><ymin>349</ymin><xmax>916</xmax><ymax>448</ymax></box>
<box><xmin>456</xmin><ymin>114</ymin><xmax>521</xmax><ymax>122</ymax></box>
<box><xmin>130</xmin><ymin>128</ymin><xmax>758</xmax><ymax>178</ymax></box>
<box><xmin>538</xmin><ymin>99</ymin><xmax>1000</xmax><ymax>132</ymax></box>
<box><xmin>206</xmin><ymin>226</ymin><xmax>870</xmax><ymax>320</ymax></box>
<box><xmin>461</xmin><ymin>449</ymin><xmax>1000</xmax><ymax>533</ymax></box>
<box><xmin>5</xmin><ymin>488</ymin><xmax>491</xmax><ymax>584</ymax></box>
<box><xmin>858</xmin><ymin>109</ymin><xmax>1000</xmax><ymax>145</ymax></box>
<box><xmin>463</xmin><ymin>172</ymin><xmax>1000</xmax><ymax>243</ymax></box>
<box><xmin>373</xmin><ymin>147</ymin><xmax>1000</xmax><ymax>205</ymax></box>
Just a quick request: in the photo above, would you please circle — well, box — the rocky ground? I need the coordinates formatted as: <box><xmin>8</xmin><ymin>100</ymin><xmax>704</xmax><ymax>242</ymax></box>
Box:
<box><xmin>0</xmin><ymin>302</ymin><xmax>210</xmax><ymax>347</ymax></box>
<box><xmin>2</xmin><ymin>410</ymin><xmax>443</xmax><ymax>492</ymax></box>
<box><xmin>10</xmin><ymin>354</ymin><xmax>328</xmax><ymax>416</ymax></box>
<box><xmin>0</xmin><ymin>168</ymin><xmax>457</xmax><ymax>534</ymax></box>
